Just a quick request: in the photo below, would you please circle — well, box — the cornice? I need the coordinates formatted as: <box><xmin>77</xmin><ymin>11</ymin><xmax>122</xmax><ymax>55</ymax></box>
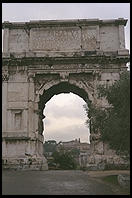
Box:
<box><xmin>2</xmin><ymin>18</ymin><xmax>127</xmax><ymax>29</ymax></box>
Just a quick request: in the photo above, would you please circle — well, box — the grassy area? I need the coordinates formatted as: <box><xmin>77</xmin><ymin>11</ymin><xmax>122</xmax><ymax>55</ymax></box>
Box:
<box><xmin>102</xmin><ymin>175</ymin><xmax>119</xmax><ymax>185</ymax></box>
<box><xmin>102</xmin><ymin>175</ymin><xmax>130</xmax><ymax>195</ymax></box>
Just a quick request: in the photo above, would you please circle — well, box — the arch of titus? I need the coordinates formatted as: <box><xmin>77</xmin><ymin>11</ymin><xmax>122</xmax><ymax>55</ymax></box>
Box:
<box><xmin>2</xmin><ymin>19</ymin><xmax>129</xmax><ymax>170</ymax></box>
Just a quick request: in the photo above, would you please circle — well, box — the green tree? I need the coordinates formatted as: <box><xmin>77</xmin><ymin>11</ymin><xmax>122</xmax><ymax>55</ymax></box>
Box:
<box><xmin>52</xmin><ymin>150</ymin><xmax>77</xmax><ymax>170</ymax></box>
<box><xmin>43</xmin><ymin>140</ymin><xmax>57</xmax><ymax>157</ymax></box>
<box><xmin>84</xmin><ymin>71</ymin><xmax>130</xmax><ymax>157</ymax></box>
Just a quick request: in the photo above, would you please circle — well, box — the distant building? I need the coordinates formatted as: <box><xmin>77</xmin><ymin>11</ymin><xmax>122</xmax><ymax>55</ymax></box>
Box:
<box><xmin>57</xmin><ymin>138</ymin><xmax>90</xmax><ymax>151</ymax></box>
<box><xmin>43</xmin><ymin>139</ymin><xmax>91</xmax><ymax>168</ymax></box>
<box><xmin>57</xmin><ymin>139</ymin><xmax>90</xmax><ymax>167</ymax></box>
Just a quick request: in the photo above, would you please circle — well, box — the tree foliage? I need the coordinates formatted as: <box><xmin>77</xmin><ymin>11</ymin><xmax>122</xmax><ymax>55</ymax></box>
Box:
<box><xmin>52</xmin><ymin>149</ymin><xmax>77</xmax><ymax>170</ymax></box>
<box><xmin>84</xmin><ymin>71</ymin><xmax>130</xmax><ymax>157</ymax></box>
<box><xmin>43</xmin><ymin>140</ymin><xmax>57</xmax><ymax>158</ymax></box>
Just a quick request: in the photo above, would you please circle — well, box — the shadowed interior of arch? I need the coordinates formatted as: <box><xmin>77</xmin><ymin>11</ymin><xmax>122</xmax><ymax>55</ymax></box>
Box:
<box><xmin>39</xmin><ymin>81</ymin><xmax>89</xmax><ymax>109</ymax></box>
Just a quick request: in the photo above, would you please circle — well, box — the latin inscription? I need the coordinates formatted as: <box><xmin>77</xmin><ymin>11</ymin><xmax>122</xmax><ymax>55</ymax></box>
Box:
<box><xmin>29</xmin><ymin>27</ymin><xmax>81</xmax><ymax>51</ymax></box>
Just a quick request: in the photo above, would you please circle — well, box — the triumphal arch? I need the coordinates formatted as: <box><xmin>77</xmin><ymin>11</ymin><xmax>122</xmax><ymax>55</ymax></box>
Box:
<box><xmin>2</xmin><ymin>19</ymin><xmax>129</xmax><ymax>170</ymax></box>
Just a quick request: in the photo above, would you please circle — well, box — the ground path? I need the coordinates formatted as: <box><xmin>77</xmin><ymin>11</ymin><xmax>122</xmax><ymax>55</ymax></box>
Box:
<box><xmin>2</xmin><ymin>170</ymin><xmax>130</xmax><ymax>195</ymax></box>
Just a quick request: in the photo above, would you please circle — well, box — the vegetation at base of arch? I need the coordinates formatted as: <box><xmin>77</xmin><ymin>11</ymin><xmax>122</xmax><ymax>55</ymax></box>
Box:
<box><xmin>43</xmin><ymin>140</ymin><xmax>78</xmax><ymax>170</ymax></box>
<box><xmin>51</xmin><ymin>150</ymin><xmax>78</xmax><ymax>170</ymax></box>
<box><xmin>84</xmin><ymin>71</ymin><xmax>130</xmax><ymax>158</ymax></box>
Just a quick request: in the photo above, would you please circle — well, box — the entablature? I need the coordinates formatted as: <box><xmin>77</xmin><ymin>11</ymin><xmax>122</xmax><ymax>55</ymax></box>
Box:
<box><xmin>2</xmin><ymin>54</ymin><xmax>130</xmax><ymax>67</ymax></box>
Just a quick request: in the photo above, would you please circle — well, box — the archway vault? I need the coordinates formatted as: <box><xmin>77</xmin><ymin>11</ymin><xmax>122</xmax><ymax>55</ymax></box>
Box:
<box><xmin>36</xmin><ymin>78</ymin><xmax>93</xmax><ymax>140</ymax></box>
<box><xmin>39</xmin><ymin>81</ymin><xmax>91</xmax><ymax>109</ymax></box>
<box><xmin>34</xmin><ymin>72</ymin><xmax>95</xmax><ymax>106</ymax></box>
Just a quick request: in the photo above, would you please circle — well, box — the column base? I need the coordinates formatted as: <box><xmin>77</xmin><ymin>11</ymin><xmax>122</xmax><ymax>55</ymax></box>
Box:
<box><xmin>2</xmin><ymin>156</ymin><xmax>48</xmax><ymax>171</ymax></box>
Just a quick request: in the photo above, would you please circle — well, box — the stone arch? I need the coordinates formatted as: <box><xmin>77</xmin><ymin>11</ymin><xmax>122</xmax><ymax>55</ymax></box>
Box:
<box><xmin>2</xmin><ymin>18</ymin><xmax>129</xmax><ymax>170</ymax></box>
<box><xmin>40</xmin><ymin>81</ymin><xmax>92</xmax><ymax>107</ymax></box>
<box><xmin>36</xmin><ymin>78</ymin><xmax>94</xmax><ymax>104</ymax></box>
<box><xmin>37</xmin><ymin>81</ymin><xmax>93</xmax><ymax>137</ymax></box>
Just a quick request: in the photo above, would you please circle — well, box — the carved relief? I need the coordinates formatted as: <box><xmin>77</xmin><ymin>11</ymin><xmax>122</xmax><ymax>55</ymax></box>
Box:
<box><xmin>2</xmin><ymin>71</ymin><xmax>9</xmax><ymax>82</ymax></box>
<box><xmin>2</xmin><ymin>74</ymin><xmax>9</xmax><ymax>82</ymax></box>
<box><xmin>34</xmin><ymin>74</ymin><xmax>59</xmax><ymax>94</ymax></box>
<box><xmin>69</xmin><ymin>73</ymin><xmax>94</xmax><ymax>91</ymax></box>
<box><xmin>30</xmin><ymin>64</ymin><xmax>100</xmax><ymax>71</ymax></box>
<box><xmin>60</xmin><ymin>72</ymin><xmax>69</xmax><ymax>82</ymax></box>
<box><xmin>48</xmin><ymin>64</ymin><xmax>79</xmax><ymax>70</ymax></box>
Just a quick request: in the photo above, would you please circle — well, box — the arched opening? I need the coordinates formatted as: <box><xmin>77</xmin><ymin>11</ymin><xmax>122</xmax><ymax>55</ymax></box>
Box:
<box><xmin>38</xmin><ymin>81</ymin><xmax>91</xmax><ymax>138</ymax></box>
<box><xmin>39</xmin><ymin>81</ymin><xmax>89</xmax><ymax>106</ymax></box>
<box><xmin>38</xmin><ymin>82</ymin><xmax>91</xmax><ymax>170</ymax></box>
<box><xmin>43</xmin><ymin>92</ymin><xmax>90</xmax><ymax>143</ymax></box>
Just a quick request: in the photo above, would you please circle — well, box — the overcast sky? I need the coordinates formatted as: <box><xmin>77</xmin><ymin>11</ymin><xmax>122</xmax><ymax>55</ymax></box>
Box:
<box><xmin>2</xmin><ymin>3</ymin><xmax>130</xmax><ymax>143</ymax></box>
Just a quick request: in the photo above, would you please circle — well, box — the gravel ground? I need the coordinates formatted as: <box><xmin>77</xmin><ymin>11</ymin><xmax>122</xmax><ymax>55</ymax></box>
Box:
<box><xmin>2</xmin><ymin>170</ymin><xmax>130</xmax><ymax>195</ymax></box>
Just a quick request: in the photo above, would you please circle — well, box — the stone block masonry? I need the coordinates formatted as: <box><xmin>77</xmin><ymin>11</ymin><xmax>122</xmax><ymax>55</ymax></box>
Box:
<box><xmin>2</xmin><ymin>18</ymin><xmax>130</xmax><ymax>170</ymax></box>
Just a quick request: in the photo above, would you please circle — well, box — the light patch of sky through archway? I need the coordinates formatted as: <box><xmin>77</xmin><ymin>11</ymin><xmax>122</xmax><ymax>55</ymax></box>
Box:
<box><xmin>43</xmin><ymin>93</ymin><xmax>90</xmax><ymax>143</ymax></box>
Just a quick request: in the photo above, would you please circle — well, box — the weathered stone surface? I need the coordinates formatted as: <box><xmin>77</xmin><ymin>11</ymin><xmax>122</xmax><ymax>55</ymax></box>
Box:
<box><xmin>29</xmin><ymin>27</ymin><xmax>81</xmax><ymax>51</ymax></box>
<box><xmin>94</xmin><ymin>142</ymin><xmax>104</xmax><ymax>155</ymax></box>
<box><xmin>2</xmin><ymin>156</ymin><xmax>48</xmax><ymax>170</ymax></box>
<box><xmin>100</xmin><ymin>25</ymin><xmax>119</xmax><ymax>51</ymax></box>
<box><xmin>9</xmin><ymin>29</ymin><xmax>29</xmax><ymax>52</ymax></box>
<box><xmin>2</xmin><ymin>18</ymin><xmax>129</xmax><ymax>53</ymax></box>
<box><xmin>118</xmin><ymin>174</ymin><xmax>130</xmax><ymax>188</ymax></box>
<box><xmin>81</xmin><ymin>26</ymin><xmax>97</xmax><ymax>50</ymax></box>
<box><xmin>2</xmin><ymin>19</ymin><xmax>130</xmax><ymax>170</ymax></box>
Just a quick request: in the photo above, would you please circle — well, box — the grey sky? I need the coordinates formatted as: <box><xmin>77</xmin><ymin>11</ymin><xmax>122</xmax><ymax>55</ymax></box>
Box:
<box><xmin>2</xmin><ymin>3</ymin><xmax>130</xmax><ymax>50</ymax></box>
<box><xmin>44</xmin><ymin>93</ymin><xmax>89</xmax><ymax>143</ymax></box>
<box><xmin>2</xmin><ymin>3</ymin><xmax>130</xmax><ymax>143</ymax></box>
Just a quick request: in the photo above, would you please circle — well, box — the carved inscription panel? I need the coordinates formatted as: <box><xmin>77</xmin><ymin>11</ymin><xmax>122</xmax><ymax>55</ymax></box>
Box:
<box><xmin>29</xmin><ymin>27</ymin><xmax>81</xmax><ymax>51</ymax></box>
<box><xmin>29</xmin><ymin>26</ymin><xmax>98</xmax><ymax>52</ymax></box>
